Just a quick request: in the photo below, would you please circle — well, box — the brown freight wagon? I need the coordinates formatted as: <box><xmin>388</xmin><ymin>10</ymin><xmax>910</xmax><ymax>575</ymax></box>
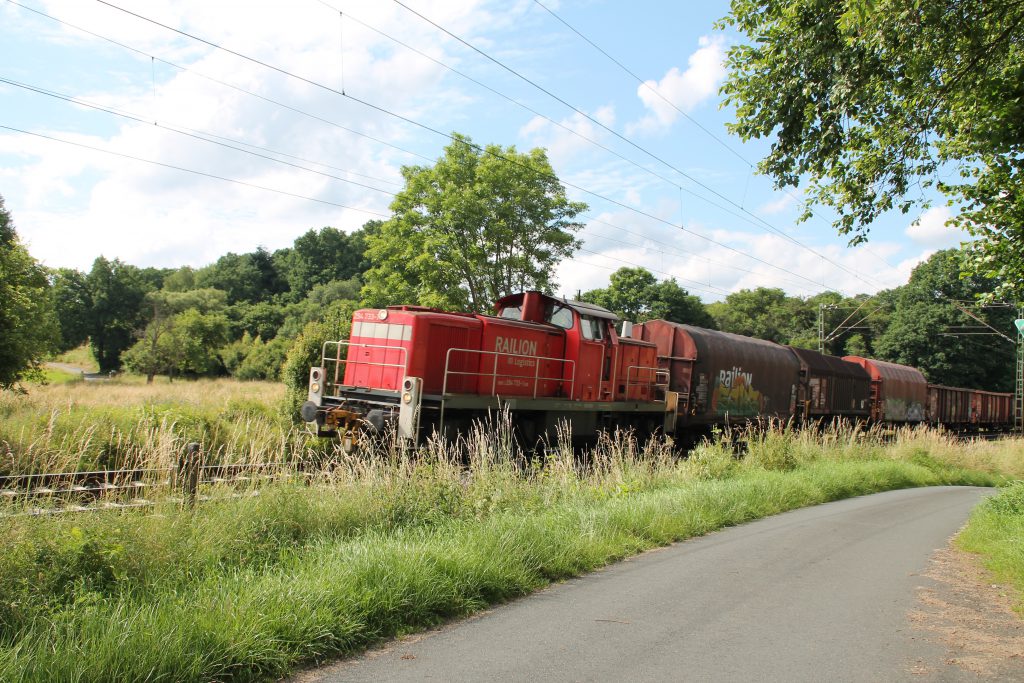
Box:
<box><xmin>843</xmin><ymin>356</ymin><xmax>927</xmax><ymax>423</ymax></box>
<box><xmin>632</xmin><ymin>321</ymin><xmax>800</xmax><ymax>428</ymax></box>
<box><xmin>788</xmin><ymin>347</ymin><xmax>871</xmax><ymax>420</ymax></box>
<box><xmin>973</xmin><ymin>390</ymin><xmax>1014</xmax><ymax>429</ymax></box>
<box><xmin>927</xmin><ymin>385</ymin><xmax>973</xmax><ymax>428</ymax></box>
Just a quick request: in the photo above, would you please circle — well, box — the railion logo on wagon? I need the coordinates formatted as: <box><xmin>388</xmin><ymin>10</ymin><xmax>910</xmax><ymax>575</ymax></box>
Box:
<box><xmin>495</xmin><ymin>336</ymin><xmax>538</xmax><ymax>357</ymax></box>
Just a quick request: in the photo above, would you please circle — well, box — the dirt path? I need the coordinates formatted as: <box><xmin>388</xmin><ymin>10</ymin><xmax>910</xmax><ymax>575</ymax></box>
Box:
<box><xmin>909</xmin><ymin>543</ymin><xmax>1024</xmax><ymax>678</ymax></box>
<box><xmin>44</xmin><ymin>362</ymin><xmax>106</xmax><ymax>380</ymax></box>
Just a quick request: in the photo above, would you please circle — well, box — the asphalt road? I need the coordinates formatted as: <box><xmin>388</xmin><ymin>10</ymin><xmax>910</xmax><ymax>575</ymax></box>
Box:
<box><xmin>298</xmin><ymin>486</ymin><xmax>992</xmax><ymax>683</ymax></box>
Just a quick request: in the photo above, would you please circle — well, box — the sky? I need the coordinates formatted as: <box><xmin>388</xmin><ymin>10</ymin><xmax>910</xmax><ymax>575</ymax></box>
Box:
<box><xmin>0</xmin><ymin>0</ymin><xmax>971</xmax><ymax>302</ymax></box>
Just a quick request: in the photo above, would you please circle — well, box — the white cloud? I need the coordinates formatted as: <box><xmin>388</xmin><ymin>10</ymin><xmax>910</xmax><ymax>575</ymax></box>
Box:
<box><xmin>756</xmin><ymin>193</ymin><xmax>796</xmax><ymax>216</ymax></box>
<box><xmin>905</xmin><ymin>206</ymin><xmax>968</xmax><ymax>248</ymax></box>
<box><xmin>626</xmin><ymin>35</ymin><xmax>726</xmax><ymax>136</ymax></box>
<box><xmin>4</xmin><ymin>0</ymin><xmax>492</xmax><ymax>270</ymax></box>
<box><xmin>556</xmin><ymin>217</ymin><xmax>917</xmax><ymax>304</ymax></box>
<box><xmin>518</xmin><ymin>105</ymin><xmax>615</xmax><ymax>166</ymax></box>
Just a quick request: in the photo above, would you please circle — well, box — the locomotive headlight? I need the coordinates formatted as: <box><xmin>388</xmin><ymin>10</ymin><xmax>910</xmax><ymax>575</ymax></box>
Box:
<box><xmin>402</xmin><ymin>391</ymin><xmax>412</xmax><ymax>404</ymax></box>
<box><xmin>311</xmin><ymin>381</ymin><xmax>321</xmax><ymax>394</ymax></box>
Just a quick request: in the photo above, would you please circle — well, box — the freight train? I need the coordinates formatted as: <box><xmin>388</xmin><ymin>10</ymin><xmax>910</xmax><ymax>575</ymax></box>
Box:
<box><xmin>300</xmin><ymin>291</ymin><xmax>1015</xmax><ymax>448</ymax></box>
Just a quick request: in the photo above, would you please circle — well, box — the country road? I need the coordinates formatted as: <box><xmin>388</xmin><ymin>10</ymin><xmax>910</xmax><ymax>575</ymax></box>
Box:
<box><xmin>296</xmin><ymin>486</ymin><xmax>1017</xmax><ymax>683</ymax></box>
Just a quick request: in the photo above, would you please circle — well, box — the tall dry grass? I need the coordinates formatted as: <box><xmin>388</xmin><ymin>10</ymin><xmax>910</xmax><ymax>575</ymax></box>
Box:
<box><xmin>0</xmin><ymin>377</ymin><xmax>299</xmax><ymax>476</ymax></box>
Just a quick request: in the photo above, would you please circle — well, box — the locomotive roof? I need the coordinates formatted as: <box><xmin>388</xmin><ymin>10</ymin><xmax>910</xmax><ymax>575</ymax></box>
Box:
<box><xmin>558</xmin><ymin>298</ymin><xmax>619</xmax><ymax>321</ymax></box>
<box><xmin>495</xmin><ymin>292</ymin><xmax>620</xmax><ymax>321</ymax></box>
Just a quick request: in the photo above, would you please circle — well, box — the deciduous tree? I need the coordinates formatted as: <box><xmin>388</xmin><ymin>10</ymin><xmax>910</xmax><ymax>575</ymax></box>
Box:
<box><xmin>874</xmin><ymin>249</ymin><xmax>1014</xmax><ymax>390</ymax></box>
<box><xmin>720</xmin><ymin>0</ymin><xmax>1024</xmax><ymax>299</ymax></box>
<box><xmin>581</xmin><ymin>267</ymin><xmax>715</xmax><ymax>327</ymax></box>
<box><xmin>85</xmin><ymin>257</ymin><xmax>149</xmax><ymax>373</ymax></box>
<box><xmin>363</xmin><ymin>134</ymin><xmax>586</xmax><ymax>311</ymax></box>
<box><xmin>0</xmin><ymin>196</ymin><xmax>58</xmax><ymax>388</ymax></box>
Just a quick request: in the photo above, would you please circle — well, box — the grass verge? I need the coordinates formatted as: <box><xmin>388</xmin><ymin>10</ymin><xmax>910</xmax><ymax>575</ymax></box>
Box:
<box><xmin>0</xmin><ymin>423</ymin><xmax>1018</xmax><ymax>682</ymax></box>
<box><xmin>957</xmin><ymin>478</ymin><xmax>1024</xmax><ymax>612</ymax></box>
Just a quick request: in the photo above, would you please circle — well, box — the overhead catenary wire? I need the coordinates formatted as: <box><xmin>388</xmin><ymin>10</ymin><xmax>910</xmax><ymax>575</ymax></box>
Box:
<box><xmin>383</xmin><ymin>0</ymin><xmax>884</xmax><ymax>291</ymax></box>
<box><xmin>3</xmin><ymin>82</ymin><xmax>819</xmax><ymax>297</ymax></box>
<box><xmin>530</xmin><ymin>0</ymin><xmax>910</xmax><ymax>288</ymax></box>
<box><xmin>0</xmin><ymin>119</ymin><xmax>726</xmax><ymax>298</ymax></box>
<box><xmin>2</xmin><ymin>2</ymin><xmax>833</xmax><ymax>297</ymax></box>
<box><xmin>314</xmin><ymin>0</ymin><xmax>684</xmax><ymax>191</ymax></box>
<box><xmin>0</xmin><ymin>125</ymin><xmax>391</xmax><ymax>217</ymax></box>
<box><xmin>85</xmin><ymin>0</ymin><xmax>838</xmax><ymax>293</ymax></box>
<box><xmin>12</xmin><ymin>0</ymin><xmax>835</xmax><ymax>292</ymax></box>
<box><xmin>531</xmin><ymin>0</ymin><xmax>749</xmax><ymax>168</ymax></box>
<box><xmin>6</xmin><ymin>0</ymin><xmax>436</xmax><ymax>165</ymax></box>
<box><xmin>582</xmin><ymin>214</ymin><xmax>821</xmax><ymax>294</ymax></box>
<box><xmin>0</xmin><ymin>77</ymin><xmax>401</xmax><ymax>197</ymax></box>
<box><xmin>9</xmin><ymin>0</ymin><xmax>885</xmax><ymax>298</ymax></box>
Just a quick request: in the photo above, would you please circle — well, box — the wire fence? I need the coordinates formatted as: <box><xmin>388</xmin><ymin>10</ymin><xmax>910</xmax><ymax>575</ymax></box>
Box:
<box><xmin>0</xmin><ymin>443</ymin><xmax>311</xmax><ymax>518</ymax></box>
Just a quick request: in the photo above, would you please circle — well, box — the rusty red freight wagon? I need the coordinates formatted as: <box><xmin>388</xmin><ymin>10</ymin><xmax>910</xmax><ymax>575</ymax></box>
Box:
<box><xmin>973</xmin><ymin>390</ymin><xmax>1013</xmax><ymax>429</ymax></box>
<box><xmin>632</xmin><ymin>320</ymin><xmax>801</xmax><ymax>428</ymax></box>
<box><xmin>842</xmin><ymin>357</ymin><xmax>927</xmax><ymax>423</ymax></box>
<box><xmin>927</xmin><ymin>385</ymin><xmax>973</xmax><ymax>428</ymax></box>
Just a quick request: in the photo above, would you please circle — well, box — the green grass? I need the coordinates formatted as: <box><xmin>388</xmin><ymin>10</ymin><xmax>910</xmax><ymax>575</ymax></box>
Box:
<box><xmin>957</xmin><ymin>479</ymin><xmax>1024</xmax><ymax>611</ymax></box>
<box><xmin>0</xmin><ymin>420</ymin><xmax>1019</xmax><ymax>682</ymax></box>
<box><xmin>0</xmin><ymin>378</ymin><xmax>298</xmax><ymax>475</ymax></box>
<box><xmin>50</xmin><ymin>344</ymin><xmax>99</xmax><ymax>373</ymax></box>
<box><xmin>35</xmin><ymin>367</ymin><xmax>82</xmax><ymax>385</ymax></box>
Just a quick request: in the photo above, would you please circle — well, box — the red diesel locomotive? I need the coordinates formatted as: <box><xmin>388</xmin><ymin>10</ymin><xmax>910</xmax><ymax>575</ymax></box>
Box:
<box><xmin>300</xmin><ymin>291</ymin><xmax>1015</xmax><ymax>446</ymax></box>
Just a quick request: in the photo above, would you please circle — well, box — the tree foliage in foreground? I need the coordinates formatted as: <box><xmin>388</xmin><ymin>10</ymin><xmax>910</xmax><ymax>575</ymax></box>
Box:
<box><xmin>720</xmin><ymin>0</ymin><xmax>1024</xmax><ymax>299</ymax></box>
<box><xmin>363</xmin><ymin>134</ymin><xmax>587</xmax><ymax>312</ymax></box>
<box><xmin>0</xmin><ymin>196</ymin><xmax>58</xmax><ymax>388</ymax></box>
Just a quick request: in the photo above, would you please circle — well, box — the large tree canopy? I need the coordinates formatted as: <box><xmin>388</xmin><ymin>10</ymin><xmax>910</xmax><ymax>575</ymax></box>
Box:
<box><xmin>0</xmin><ymin>195</ymin><xmax>58</xmax><ymax>388</ymax></box>
<box><xmin>874</xmin><ymin>249</ymin><xmax>1015</xmax><ymax>391</ymax></box>
<box><xmin>581</xmin><ymin>267</ymin><xmax>716</xmax><ymax>328</ymax></box>
<box><xmin>362</xmin><ymin>134</ymin><xmax>587</xmax><ymax>312</ymax></box>
<box><xmin>720</xmin><ymin>0</ymin><xmax>1024</xmax><ymax>299</ymax></box>
<box><xmin>86</xmin><ymin>256</ymin><xmax>150</xmax><ymax>373</ymax></box>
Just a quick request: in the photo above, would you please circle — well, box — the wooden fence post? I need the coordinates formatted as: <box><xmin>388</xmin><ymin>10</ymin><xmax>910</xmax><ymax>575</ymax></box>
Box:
<box><xmin>178</xmin><ymin>442</ymin><xmax>202</xmax><ymax>507</ymax></box>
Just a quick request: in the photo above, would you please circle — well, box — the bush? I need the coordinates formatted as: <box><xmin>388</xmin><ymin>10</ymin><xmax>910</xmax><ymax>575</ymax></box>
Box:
<box><xmin>281</xmin><ymin>300</ymin><xmax>354</xmax><ymax>421</ymax></box>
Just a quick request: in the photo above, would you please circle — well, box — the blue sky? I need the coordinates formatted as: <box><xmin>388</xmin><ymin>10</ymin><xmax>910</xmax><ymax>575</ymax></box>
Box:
<box><xmin>0</xmin><ymin>0</ymin><xmax>969</xmax><ymax>301</ymax></box>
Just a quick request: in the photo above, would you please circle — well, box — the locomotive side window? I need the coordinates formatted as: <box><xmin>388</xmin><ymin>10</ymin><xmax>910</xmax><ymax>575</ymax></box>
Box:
<box><xmin>547</xmin><ymin>303</ymin><xmax>574</xmax><ymax>330</ymax></box>
<box><xmin>580</xmin><ymin>315</ymin><xmax>604</xmax><ymax>340</ymax></box>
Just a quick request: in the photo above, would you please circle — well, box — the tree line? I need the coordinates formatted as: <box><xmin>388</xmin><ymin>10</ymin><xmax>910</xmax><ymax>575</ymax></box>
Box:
<box><xmin>1</xmin><ymin>132</ymin><xmax>1018</xmax><ymax>394</ymax></box>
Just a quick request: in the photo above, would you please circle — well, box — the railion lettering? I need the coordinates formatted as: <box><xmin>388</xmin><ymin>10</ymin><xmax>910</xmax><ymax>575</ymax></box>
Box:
<box><xmin>718</xmin><ymin>366</ymin><xmax>753</xmax><ymax>389</ymax></box>
<box><xmin>495</xmin><ymin>336</ymin><xmax>538</xmax><ymax>357</ymax></box>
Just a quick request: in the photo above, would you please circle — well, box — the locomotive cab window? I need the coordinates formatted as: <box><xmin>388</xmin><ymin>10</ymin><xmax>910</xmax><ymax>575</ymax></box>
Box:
<box><xmin>580</xmin><ymin>315</ymin><xmax>604</xmax><ymax>341</ymax></box>
<box><xmin>498</xmin><ymin>305</ymin><xmax>521</xmax><ymax>320</ymax></box>
<box><xmin>546</xmin><ymin>303</ymin><xmax>574</xmax><ymax>330</ymax></box>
